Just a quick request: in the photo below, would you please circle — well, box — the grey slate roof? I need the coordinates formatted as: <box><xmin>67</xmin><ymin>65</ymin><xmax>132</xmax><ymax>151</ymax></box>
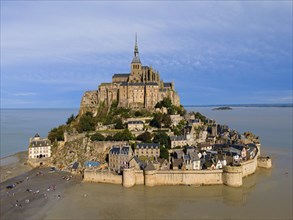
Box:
<box><xmin>121</xmin><ymin>146</ymin><xmax>131</xmax><ymax>155</ymax></box>
<box><xmin>132</xmin><ymin>56</ymin><xmax>141</xmax><ymax>63</ymax></box>
<box><xmin>170</xmin><ymin>135</ymin><xmax>186</xmax><ymax>141</ymax></box>
<box><xmin>146</xmin><ymin>82</ymin><xmax>159</xmax><ymax>86</ymax></box>
<box><xmin>190</xmin><ymin>152</ymin><xmax>200</xmax><ymax>161</ymax></box>
<box><xmin>136</xmin><ymin>143</ymin><xmax>159</xmax><ymax>149</ymax></box>
<box><xmin>131</xmin><ymin>156</ymin><xmax>147</xmax><ymax>169</ymax></box>
<box><xmin>110</xmin><ymin>146</ymin><xmax>120</xmax><ymax>154</ymax></box>
<box><xmin>164</xmin><ymin>82</ymin><xmax>172</xmax><ymax>87</ymax></box>
<box><xmin>144</xmin><ymin>163</ymin><xmax>156</xmax><ymax>171</ymax></box>
<box><xmin>72</xmin><ymin>162</ymin><xmax>79</xmax><ymax>170</ymax></box>
<box><xmin>183</xmin><ymin>154</ymin><xmax>191</xmax><ymax>161</ymax></box>
<box><xmin>112</xmin><ymin>73</ymin><xmax>130</xmax><ymax>78</ymax></box>
<box><xmin>128</xmin><ymin>82</ymin><xmax>145</xmax><ymax>86</ymax></box>
<box><xmin>128</xmin><ymin>120</ymin><xmax>144</xmax><ymax>124</ymax></box>
<box><xmin>30</xmin><ymin>140</ymin><xmax>51</xmax><ymax>148</ymax></box>
<box><xmin>173</xmin><ymin>158</ymin><xmax>183</xmax><ymax>167</ymax></box>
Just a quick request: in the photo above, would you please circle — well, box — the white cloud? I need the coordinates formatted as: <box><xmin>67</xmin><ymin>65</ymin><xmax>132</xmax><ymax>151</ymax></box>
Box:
<box><xmin>14</xmin><ymin>92</ymin><xmax>36</xmax><ymax>96</ymax></box>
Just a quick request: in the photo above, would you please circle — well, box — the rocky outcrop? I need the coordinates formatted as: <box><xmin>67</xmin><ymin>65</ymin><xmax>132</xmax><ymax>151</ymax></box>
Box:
<box><xmin>79</xmin><ymin>91</ymin><xmax>99</xmax><ymax>116</ymax></box>
<box><xmin>52</xmin><ymin>138</ymin><xmax>127</xmax><ymax>170</ymax></box>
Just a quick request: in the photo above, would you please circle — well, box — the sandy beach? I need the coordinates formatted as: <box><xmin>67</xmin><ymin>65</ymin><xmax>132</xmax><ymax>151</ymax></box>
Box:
<box><xmin>0</xmin><ymin>167</ymin><xmax>82</xmax><ymax>220</ymax></box>
<box><xmin>0</xmin><ymin>146</ymin><xmax>292</xmax><ymax>220</ymax></box>
<box><xmin>0</xmin><ymin>151</ymin><xmax>32</xmax><ymax>183</ymax></box>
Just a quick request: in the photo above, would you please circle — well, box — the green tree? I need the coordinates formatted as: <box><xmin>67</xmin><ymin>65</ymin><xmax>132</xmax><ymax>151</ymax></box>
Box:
<box><xmin>114</xmin><ymin>118</ymin><xmax>125</xmax><ymax>129</ymax></box>
<box><xmin>150</xmin><ymin>113</ymin><xmax>171</xmax><ymax>128</ymax></box>
<box><xmin>66</xmin><ymin>114</ymin><xmax>75</xmax><ymax>125</ymax></box>
<box><xmin>150</xmin><ymin>113</ymin><xmax>163</xmax><ymax>128</ymax></box>
<box><xmin>137</xmin><ymin>132</ymin><xmax>152</xmax><ymax>143</ymax></box>
<box><xmin>48</xmin><ymin>125</ymin><xmax>66</xmax><ymax>142</ymax></box>
<box><xmin>77</xmin><ymin>112</ymin><xmax>96</xmax><ymax>133</ymax></box>
<box><xmin>134</xmin><ymin>110</ymin><xmax>143</xmax><ymax>117</ymax></box>
<box><xmin>153</xmin><ymin>132</ymin><xmax>171</xmax><ymax>149</ymax></box>
<box><xmin>162</xmin><ymin>114</ymin><xmax>172</xmax><ymax>128</ymax></box>
<box><xmin>113</xmin><ymin>129</ymin><xmax>133</xmax><ymax>141</ymax></box>
<box><xmin>155</xmin><ymin>98</ymin><xmax>172</xmax><ymax>109</ymax></box>
<box><xmin>194</xmin><ymin>112</ymin><xmax>207</xmax><ymax>123</ymax></box>
<box><xmin>90</xmin><ymin>132</ymin><xmax>105</xmax><ymax>141</ymax></box>
<box><xmin>160</xmin><ymin>146</ymin><xmax>169</xmax><ymax>160</ymax></box>
<box><xmin>106</xmin><ymin>135</ymin><xmax>113</xmax><ymax>141</ymax></box>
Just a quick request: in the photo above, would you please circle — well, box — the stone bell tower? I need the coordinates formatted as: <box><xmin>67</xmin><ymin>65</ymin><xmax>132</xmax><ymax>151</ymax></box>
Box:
<box><xmin>129</xmin><ymin>34</ymin><xmax>142</xmax><ymax>82</ymax></box>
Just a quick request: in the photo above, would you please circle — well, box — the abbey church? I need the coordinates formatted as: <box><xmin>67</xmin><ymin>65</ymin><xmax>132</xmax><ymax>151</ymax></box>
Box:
<box><xmin>79</xmin><ymin>36</ymin><xmax>180</xmax><ymax>115</ymax></box>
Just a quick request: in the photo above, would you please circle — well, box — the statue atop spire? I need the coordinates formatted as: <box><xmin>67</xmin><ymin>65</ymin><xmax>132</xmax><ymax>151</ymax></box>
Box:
<box><xmin>132</xmin><ymin>33</ymin><xmax>141</xmax><ymax>63</ymax></box>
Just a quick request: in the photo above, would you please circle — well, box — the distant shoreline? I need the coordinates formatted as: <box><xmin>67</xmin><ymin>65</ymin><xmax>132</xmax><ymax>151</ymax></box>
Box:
<box><xmin>184</xmin><ymin>103</ymin><xmax>293</xmax><ymax>108</ymax></box>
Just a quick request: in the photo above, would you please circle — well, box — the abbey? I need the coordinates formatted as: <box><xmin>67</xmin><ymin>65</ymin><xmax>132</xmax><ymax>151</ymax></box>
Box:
<box><xmin>79</xmin><ymin>36</ymin><xmax>180</xmax><ymax>115</ymax></box>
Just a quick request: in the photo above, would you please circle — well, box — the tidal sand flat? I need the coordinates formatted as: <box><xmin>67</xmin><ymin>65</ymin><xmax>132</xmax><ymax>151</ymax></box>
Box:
<box><xmin>0</xmin><ymin>167</ymin><xmax>81</xmax><ymax>220</ymax></box>
<box><xmin>42</xmin><ymin>147</ymin><xmax>292</xmax><ymax>220</ymax></box>
<box><xmin>0</xmin><ymin>151</ymin><xmax>32</xmax><ymax>183</ymax></box>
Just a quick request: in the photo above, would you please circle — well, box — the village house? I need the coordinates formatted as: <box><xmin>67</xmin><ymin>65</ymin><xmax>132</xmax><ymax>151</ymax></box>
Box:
<box><xmin>170</xmin><ymin>135</ymin><xmax>187</xmax><ymax>148</ymax></box>
<box><xmin>196</xmin><ymin>129</ymin><xmax>208</xmax><ymax>143</ymax></box>
<box><xmin>172</xmin><ymin>149</ymin><xmax>184</xmax><ymax>159</ymax></box>
<box><xmin>28</xmin><ymin>133</ymin><xmax>52</xmax><ymax>159</ymax></box>
<box><xmin>128</xmin><ymin>156</ymin><xmax>146</xmax><ymax>170</ymax></box>
<box><xmin>183</xmin><ymin>152</ymin><xmax>201</xmax><ymax>170</ymax></box>
<box><xmin>190</xmin><ymin>119</ymin><xmax>202</xmax><ymax>128</ymax></box>
<box><xmin>197</xmin><ymin>142</ymin><xmax>213</xmax><ymax>151</ymax></box>
<box><xmin>109</xmin><ymin>145</ymin><xmax>133</xmax><ymax>172</ymax></box>
<box><xmin>170</xmin><ymin>114</ymin><xmax>183</xmax><ymax>126</ymax></box>
<box><xmin>172</xmin><ymin>158</ymin><xmax>183</xmax><ymax>170</ymax></box>
<box><xmin>134</xmin><ymin>143</ymin><xmax>160</xmax><ymax>160</ymax></box>
<box><xmin>127</xmin><ymin>120</ymin><xmax>144</xmax><ymax>131</ymax></box>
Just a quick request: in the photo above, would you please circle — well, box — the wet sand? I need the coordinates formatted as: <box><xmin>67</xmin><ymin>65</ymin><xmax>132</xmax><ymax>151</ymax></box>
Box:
<box><xmin>1</xmin><ymin>147</ymin><xmax>292</xmax><ymax>219</ymax></box>
<box><xmin>0</xmin><ymin>167</ymin><xmax>82</xmax><ymax>220</ymax></box>
<box><xmin>0</xmin><ymin>151</ymin><xmax>32</xmax><ymax>183</ymax></box>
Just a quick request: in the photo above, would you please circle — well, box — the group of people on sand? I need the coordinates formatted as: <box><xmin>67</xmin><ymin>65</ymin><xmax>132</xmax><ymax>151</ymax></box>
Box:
<box><xmin>8</xmin><ymin>170</ymin><xmax>63</xmax><ymax>209</ymax></box>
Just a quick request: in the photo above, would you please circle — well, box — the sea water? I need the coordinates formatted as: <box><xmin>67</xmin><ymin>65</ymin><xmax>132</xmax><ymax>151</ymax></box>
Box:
<box><xmin>186</xmin><ymin>107</ymin><xmax>293</xmax><ymax>149</ymax></box>
<box><xmin>0</xmin><ymin>109</ymin><xmax>78</xmax><ymax>158</ymax></box>
<box><xmin>0</xmin><ymin>107</ymin><xmax>292</xmax><ymax>158</ymax></box>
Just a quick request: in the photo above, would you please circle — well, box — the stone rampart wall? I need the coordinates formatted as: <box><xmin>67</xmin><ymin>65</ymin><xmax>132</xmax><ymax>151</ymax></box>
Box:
<box><xmin>257</xmin><ymin>156</ymin><xmax>272</xmax><ymax>168</ymax></box>
<box><xmin>153</xmin><ymin>170</ymin><xmax>223</xmax><ymax>186</ymax></box>
<box><xmin>83</xmin><ymin>170</ymin><xmax>122</xmax><ymax>184</ymax></box>
<box><xmin>241</xmin><ymin>158</ymin><xmax>257</xmax><ymax>177</ymax></box>
<box><xmin>135</xmin><ymin>170</ymin><xmax>144</xmax><ymax>185</ymax></box>
<box><xmin>83</xmin><ymin>157</ymin><xmax>270</xmax><ymax>188</ymax></box>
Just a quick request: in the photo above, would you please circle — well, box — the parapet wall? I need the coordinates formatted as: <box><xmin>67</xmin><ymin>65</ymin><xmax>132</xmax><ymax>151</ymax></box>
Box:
<box><xmin>241</xmin><ymin>158</ymin><xmax>257</xmax><ymax>177</ymax></box>
<box><xmin>257</xmin><ymin>156</ymin><xmax>272</xmax><ymax>168</ymax></box>
<box><xmin>83</xmin><ymin>157</ymin><xmax>271</xmax><ymax>188</ymax></box>
<box><xmin>149</xmin><ymin>170</ymin><xmax>223</xmax><ymax>186</ymax></box>
<box><xmin>83</xmin><ymin>170</ymin><xmax>122</xmax><ymax>184</ymax></box>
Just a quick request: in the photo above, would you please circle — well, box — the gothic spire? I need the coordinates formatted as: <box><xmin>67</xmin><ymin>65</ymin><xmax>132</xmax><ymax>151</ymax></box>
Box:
<box><xmin>132</xmin><ymin>33</ymin><xmax>141</xmax><ymax>63</ymax></box>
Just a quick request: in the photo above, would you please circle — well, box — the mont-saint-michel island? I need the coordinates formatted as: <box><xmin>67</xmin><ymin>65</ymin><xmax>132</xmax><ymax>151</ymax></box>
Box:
<box><xmin>23</xmin><ymin>37</ymin><xmax>272</xmax><ymax>189</ymax></box>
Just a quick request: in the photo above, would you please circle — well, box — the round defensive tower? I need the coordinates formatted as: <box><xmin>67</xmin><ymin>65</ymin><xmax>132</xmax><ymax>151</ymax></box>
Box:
<box><xmin>257</xmin><ymin>156</ymin><xmax>272</xmax><ymax>169</ymax></box>
<box><xmin>123</xmin><ymin>168</ymin><xmax>135</xmax><ymax>188</ymax></box>
<box><xmin>223</xmin><ymin>165</ymin><xmax>243</xmax><ymax>187</ymax></box>
<box><xmin>144</xmin><ymin>170</ymin><xmax>157</xmax><ymax>187</ymax></box>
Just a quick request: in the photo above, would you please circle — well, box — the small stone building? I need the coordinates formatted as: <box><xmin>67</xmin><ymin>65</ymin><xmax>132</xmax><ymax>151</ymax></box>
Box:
<box><xmin>134</xmin><ymin>143</ymin><xmax>160</xmax><ymax>160</ymax></box>
<box><xmin>127</xmin><ymin>120</ymin><xmax>144</xmax><ymax>131</ymax></box>
<box><xmin>28</xmin><ymin>133</ymin><xmax>52</xmax><ymax>159</ymax></box>
<box><xmin>109</xmin><ymin>145</ymin><xmax>133</xmax><ymax>172</ymax></box>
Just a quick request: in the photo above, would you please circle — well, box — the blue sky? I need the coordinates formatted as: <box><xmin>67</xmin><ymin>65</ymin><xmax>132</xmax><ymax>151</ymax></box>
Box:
<box><xmin>1</xmin><ymin>1</ymin><xmax>292</xmax><ymax>108</ymax></box>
